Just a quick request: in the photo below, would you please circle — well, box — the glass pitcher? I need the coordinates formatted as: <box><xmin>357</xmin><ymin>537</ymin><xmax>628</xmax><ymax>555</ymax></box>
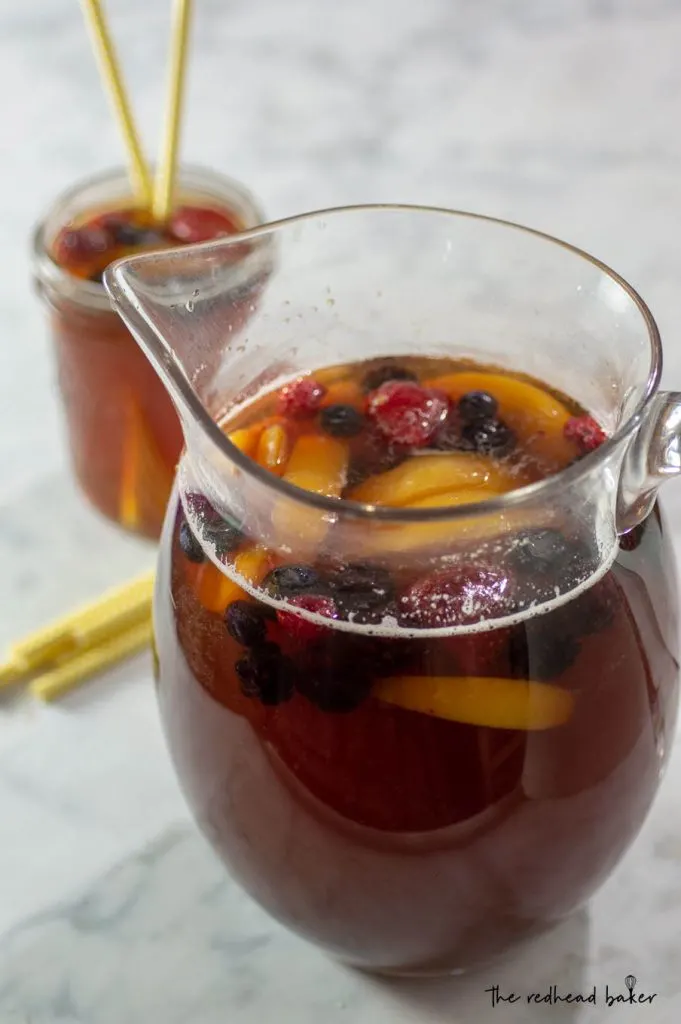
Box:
<box><xmin>105</xmin><ymin>206</ymin><xmax>680</xmax><ymax>976</ymax></box>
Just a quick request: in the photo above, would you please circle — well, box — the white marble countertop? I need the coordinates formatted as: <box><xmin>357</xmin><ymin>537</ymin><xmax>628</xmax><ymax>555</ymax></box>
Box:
<box><xmin>1</xmin><ymin>0</ymin><xmax>681</xmax><ymax>1020</ymax></box>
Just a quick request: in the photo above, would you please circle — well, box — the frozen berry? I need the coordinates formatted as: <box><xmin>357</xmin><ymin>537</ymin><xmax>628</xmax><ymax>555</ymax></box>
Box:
<box><xmin>184</xmin><ymin>491</ymin><xmax>221</xmax><ymax>524</ymax></box>
<box><xmin>179</xmin><ymin>520</ymin><xmax>205</xmax><ymax>563</ymax></box>
<box><xmin>225</xmin><ymin>600</ymin><xmax>269</xmax><ymax>647</ymax></box>
<box><xmin>204</xmin><ymin>516</ymin><xmax>245</xmax><ymax>556</ymax></box>
<box><xmin>458</xmin><ymin>390</ymin><xmax>499</xmax><ymax>423</ymax></box>
<box><xmin>366</xmin><ymin>381</ymin><xmax>449</xmax><ymax>447</ymax></box>
<box><xmin>236</xmin><ymin>642</ymin><xmax>294</xmax><ymax>705</ymax></box>
<box><xmin>278</xmin><ymin>377</ymin><xmax>327</xmax><ymax>418</ymax></box>
<box><xmin>105</xmin><ymin>217</ymin><xmax>166</xmax><ymax>248</ymax></box>
<box><xmin>53</xmin><ymin>224</ymin><xmax>109</xmax><ymax>267</ymax></box>
<box><xmin>564</xmin><ymin>416</ymin><xmax>606</xmax><ymax>454</ymax></box>
<box><xmin>169</xmin><ymin>205</ymin><xmax>241</xmax><ymax>244</ymax></box>
<box><xmin>362</xmin><ymin>364</ymin><xmax>418</xmax><ymax>392</ymax></box>
<box><xmin>277</xmin><ymin>594</ymin><xmax>338</xmax><ymax>641</ymax></box>
<box><xmin>461</xmin><ymin>419</ymin><xmax>515</xmax><ymax>455</ymax></box>
<box><xmin>399</xmin><ymin>563</ymin><xmax>516</xmax><ymax>629</ymax></box>
<box><xmin>327</xmin><ymin>563</ymin><xmax>395</xmax><ymax>623</ymax></box>
<box><xmin>320</xmin><ymin>404</ymin><xmax>365</xmax><ymax>438</ymax></box>
<box><xmin>263</xmin><ymin>564</ymin><xmax>323</xmax><ymax>598</ymax></box>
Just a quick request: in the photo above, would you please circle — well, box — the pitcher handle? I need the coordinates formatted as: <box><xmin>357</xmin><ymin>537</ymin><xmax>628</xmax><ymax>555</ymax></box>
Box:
<box><xmin>617</xmin><ymin>391</ymin><xmax>681</xmax><ymax>532</ymax></box>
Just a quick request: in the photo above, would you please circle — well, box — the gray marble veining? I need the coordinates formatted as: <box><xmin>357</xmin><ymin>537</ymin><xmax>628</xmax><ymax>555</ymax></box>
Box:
<box><xmin>2</xmin><ymin>0</ymin><xmax>681</xmax><ymax>1019</ymax></box>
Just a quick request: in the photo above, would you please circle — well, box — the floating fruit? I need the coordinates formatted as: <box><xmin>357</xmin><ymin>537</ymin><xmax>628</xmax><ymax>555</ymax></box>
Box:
<box><xmin>256</xmin><ymin>422</ymin><xmax>291</xmax><ymax>476</ymax></box>
<box><xmin>226</xmin><ymin>424</ymin><xmax>264</xmax><ymax>458</ymax></box>
<box><xmin>425</xmin><ymin>371</ymin><xmax>574</xmax><ymax>466</ymax></box>
<box><xmin>374</xmin><ymin>675</ymin><xmax>574</xmax><ymax>730</ymax></box>
<box><xmin>320</xmin><ymin>404</ymin><xmax>365</xmax><ymax>438</ymax></box>
<box><xmin>193</xmin><ymin>546</ymin><xmax>272</xmax><ymax>614</ymax></box>
<box><xmin>366</xmin><ymin>381</ymin><xmax>449</xmax><ymax>446</ymax></box>
<box><xmin>564</xmin><ymin>415</ymin><xmax>606</xmax><ymax>454</ymax></box>
<box><xmin>278</xmin><ymin>376</ymin><xmax>327</xmax><ymax>417</ymax></box>
<box><xmin>320</xmin><ymin>379</ymin><xmax>364</xmax><ymax>409</ymax></box>
<box><xmin>349</xmin><ymin>453</ymin><xmax>518</xmax><ymax>507</ymax></box>
<box><xmin>399</xmin><ymin>563</ymin><xmax>516</xmax><ymax>629</ymax></box>
<box><xmin>272</xmin><ymin>435</ymin><xmax>349</xmax><ymax>548</ymax></box>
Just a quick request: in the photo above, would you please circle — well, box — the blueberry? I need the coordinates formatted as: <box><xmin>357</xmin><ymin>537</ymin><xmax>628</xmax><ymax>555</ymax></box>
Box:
<box><xmin>179</xmin><ymin>520</ymin><xmax>205</xmax><ymax>563</ymax></box>
<box><xmin>320</xmin><ymin>404</ymin><xmax>365</xmax><ymax>438</ymax></box>
<box><xmin>225</xmin><ymin>600</ymin><xmax>268</xmax><ymax>647</ymax></box>
<box><xmin>458</xmin><ymin>391</ymin><xmax>498</xmax><ymax>423</ymax></box>
<box><xmin>326</xmin><ymin>563</ymin><xmax>395</xmax><ymax>621</ymax></box>
<box><xmin>204</xmin><ymin>517</ymin><xmax>245</xmax><ymax>556</ymax></box>
<box><xmin>461</xmin><ymin>419</ymin><xmax>515</xmax><ymax>455</ymax></box>
<box><xmin>101</xmin><ymin>215</ymin><xmax>167</xmax><ymax>248</ymax></box>
<box><xmin>236</xmin><ymin>642</ymin><xmax>294</xmax><ymax>705</ymax></box>
<box><xmin>362</xmin><ymin>364</ymin><xmax>418</xmax><ymax>392</ymax></box>
<box><xmin>296</xmin><ymin>658</ymin><xmax>372</xmax><ymax>713</ymax></box>
<box><xmin>263</xmin><ymin>564</ymin><xmax>323</xmax><ymax>599</ymax></box>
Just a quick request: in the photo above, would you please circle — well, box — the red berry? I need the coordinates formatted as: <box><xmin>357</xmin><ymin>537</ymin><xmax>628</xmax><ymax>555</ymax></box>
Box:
<box><xmin>169</xmin><ymin>205</ymin><xmax>241</xmax><ymax>244</ymax></box>
<box><xmin>53</xmin><ymin>224</ymin><xmax>109</xmax><ymax>267</ymax></box>
<box><xmin>278</xmin><ymin>376</ymin><xmax>327</xmax><ymax>417</ymax></box>
<box><xmin>399</xmin><ymin>564</ymin><xmax>516</xmax><ymax>629</ymax></box>
<box><xmin>366</xmin><ymin>381</ymin><xmax>449</xmax><ymax>447</ymax></box>
<box><xmin>564</xmin><ymin>416</ymin><xmax>606</xmax><ymax>453</ymax></box>
<box><xmin>277</xmin><ymin>595</ymin><xmax>338</xmax><ymax>641</ymax></box>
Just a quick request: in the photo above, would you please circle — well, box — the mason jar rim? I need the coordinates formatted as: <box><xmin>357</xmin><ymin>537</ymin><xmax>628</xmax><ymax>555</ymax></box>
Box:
<box><xmin>31</xmin><ymin>164</ymin><xmax>266</xmax><ymax>312</ymax></box>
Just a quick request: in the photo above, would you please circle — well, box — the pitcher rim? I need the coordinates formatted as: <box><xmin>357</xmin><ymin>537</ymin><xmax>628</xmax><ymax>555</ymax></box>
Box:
<box><xmin>106</xmin><ymin>203</ymin><xmax>662</xmax><ymax>524</ymax></box>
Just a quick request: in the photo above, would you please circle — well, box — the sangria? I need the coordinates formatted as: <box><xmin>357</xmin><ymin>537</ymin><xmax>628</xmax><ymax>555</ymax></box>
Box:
<box><xmin>106</xmin><ymin>206</ymin><xmax>681</xmax><ymax>975</ymax></box>
<box><xmin>157</xmin><ymin>356</ymin><xmax>677</xmax><ymax>972</ymax></box>
<box><xmin>32</xmin><ymin>167</ymin><xmax>264</xmax><ymax>538</ymax></box>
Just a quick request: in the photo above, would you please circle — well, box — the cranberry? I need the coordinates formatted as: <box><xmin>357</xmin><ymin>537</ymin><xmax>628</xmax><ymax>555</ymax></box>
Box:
<box><xmin>277</xmin><ymin>376</ymin><xmax>327</xmax><ymax>418</ymax></box>
<box><xmin>564</xmin><ymin>415</ymin><xmax>606</xmax><ymax>453</ymax></box>
<box><xmin>366</xmin><ymin>381</ymin><xmax>449</xmax><ymax>447</ymax></box>
<box><xmin>169</xmin><ymin>205</ymin><xmax>241</xmax><ymax>244</ymax></box>
<box><xmin>399</xmin><ymin>563</ymin><xmax>516</xmax><ymax>629</ymax></box>
<box><xmin>277</xmin><ymin>595</ymin><xmax>339</xmax><ymax>641</ymax></box>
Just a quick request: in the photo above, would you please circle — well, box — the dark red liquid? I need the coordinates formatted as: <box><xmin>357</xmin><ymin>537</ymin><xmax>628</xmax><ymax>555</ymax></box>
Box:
<box><xmin>47</xmin><ymin>203</ymin><xmax>244</xmax><ymax>538</ymax></box>
<box><xmin>152</xmin><ymin>358</ymin><xmax>679</xmax><ymax>972</ymax></box>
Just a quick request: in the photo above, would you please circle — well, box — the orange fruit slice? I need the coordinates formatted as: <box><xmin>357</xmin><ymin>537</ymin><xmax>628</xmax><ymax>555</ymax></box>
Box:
<box><xmin>193</xmin><ymin>546</ymin><xmax>272</xmax><ymax>614</ymax></box>
<box><xmin>349</xmin><ymin>452</ymin><xmax>522</xmax><ymax>507</ymax></box>
<box><xmin>424</xmin><ymin>372</ymin><xmax>574</xmax><ymax>466</ymax></box>
<box><xmin>375</xmin><ymin>675</ymin><xmax>574</xmax><ymax>731</ymax></box>
<box><xmin>255</xmin><ymin>422</ymin><xmax>291</xmax><ymax>476</ymax></box>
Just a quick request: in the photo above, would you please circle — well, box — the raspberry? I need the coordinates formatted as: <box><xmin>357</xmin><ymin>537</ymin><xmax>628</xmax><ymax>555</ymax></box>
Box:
<box><xmin>277</xmin><ymin>377</ymin><xmax>327</xmax><ymax>418</ymax></box>
<box><xmin>564</xmin><ymin>415</ymin><xmax>606</xmax><ymax>453</ymax></box>
<box><xmin>277</xmin><ymin>595</ymin><xmax>338</xmax><ymax>641</ymax></box>
<box><xmin>169</xmin><ymin>205</ymin><xmax>241</xmax><ymax>244</ymax></box>
<box><xmin>399</xmin><ymin>563</ymin><xmax>516</xmax><ymax>629</ymax></box>
<box><xmin>365</xmin><ymin>381</ymin><xmax>449</xmax><ymax>446</ymax></box>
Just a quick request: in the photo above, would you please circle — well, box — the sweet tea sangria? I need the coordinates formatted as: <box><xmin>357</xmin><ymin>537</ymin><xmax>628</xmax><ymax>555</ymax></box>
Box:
<box><xmin>106</xmin><ymin>206</ymin><xmax>681</xmax><ymax>975</ymax></box>
<box><xmin>32</xmin><ymin>168</ymin><xmax>263</xmax><ymax>538</ymax></box>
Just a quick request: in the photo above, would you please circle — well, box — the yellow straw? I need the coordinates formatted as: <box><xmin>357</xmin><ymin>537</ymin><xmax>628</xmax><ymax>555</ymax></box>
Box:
<box><xmin>152</xmin><ymin>0</ymin><xmax>194</xmax><ymax>222</ymax></box>
<box><xmin>30</xmin><ymin>619</ymin><xmax>153</xmax><ymax>702</ymax></box>
<box><xmin>80</xmin><ymin>0</ymin><xmax>153</xmax><ymax>207</ymax></box>
<box><xmin>0</xmin><ymin>572</ymin><xmax>154</xmax><ymax>690</ymax></box>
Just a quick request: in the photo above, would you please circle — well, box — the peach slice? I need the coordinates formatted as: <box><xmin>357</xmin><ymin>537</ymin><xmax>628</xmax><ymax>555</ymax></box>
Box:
<box><xmin>256</xmin><ymin>422</ymin><xmax>291</xmax><ymax>476</ymax></box>
<box><xmin>272</xmin><ymin>435</ymin><xmax>350</xmax><ymax>548</ymax></box>
<box><xmin>374</xmin><ymin>675</ymin><xmax>574</xmax><ymax>731</ymax></box>
<box><xmin>349</xmin><ymin>453</ymin><xmax>522</xmax><ymax>507</ymax></box>
<box><xmin>424</xmin><ymin>372</ymin><xmax>575</xmax><ymax>466</ymax></box>
<box><xmin>226</xmin><ymin>424</ymin><xmax>264</xmax><ymax>458</ymax></box>
<box><xmin>320</xmin><ymin>379</ymin><xmax>364</xmax><ymax>409</ymax></box>
<box><xmin>193</xmin><ymin>546</ymin><xmax>272</xmax><ymax>614</ymax></box>
<box><xmin>358</xmin><ymin>488</ymin><xmax>556</xmax><ymax>556</ymax></box>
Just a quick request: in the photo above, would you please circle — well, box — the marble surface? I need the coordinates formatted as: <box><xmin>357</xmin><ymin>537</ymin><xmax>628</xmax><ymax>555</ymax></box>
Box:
<box><xmin>2</xmin><ymin>0</ymin><xmax>681</xmax><ymax>1019</ymax></box>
